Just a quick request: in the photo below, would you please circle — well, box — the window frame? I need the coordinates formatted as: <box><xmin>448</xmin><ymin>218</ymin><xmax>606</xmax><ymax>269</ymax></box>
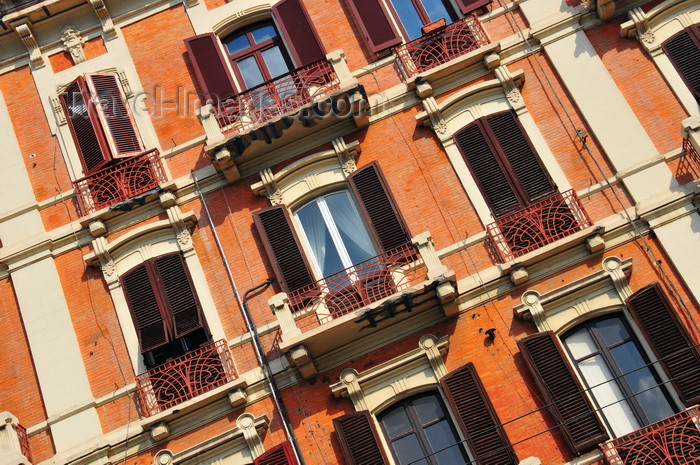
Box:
<box><xmin>661</xmin><ymin>23</ymin><xmax>700</xmax><ymax>104</ymax></box>
<box><xmin>386</xmin><ymin>0</ymin><xmax>459</xmax><ymax>41</ymax></box>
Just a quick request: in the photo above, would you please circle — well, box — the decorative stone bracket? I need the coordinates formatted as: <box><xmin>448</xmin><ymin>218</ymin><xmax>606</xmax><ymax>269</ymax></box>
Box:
<box><xmin>60</xmin><ymin>26</ymin><xmax>87</xmax><ymax>65</ymax></box>
<box><xmin>89</xmin><ymin>0</ymin><xmax>117</xmax><ymax>40</ymax></box>
<box><xmin>11</xmin><ymin>19</ymin><xmax>45</xmax><ymax>69</ymax></box>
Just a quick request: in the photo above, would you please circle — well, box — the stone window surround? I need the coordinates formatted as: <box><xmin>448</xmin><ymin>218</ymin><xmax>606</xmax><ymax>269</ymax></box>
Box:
<box><xmin>414</xmin><ymin>65</ymin><xmax>572</xmax><ymax>229</ymax></box>
<box><xmin>620</xmin><ymin>1</ymin><xmax>700</xmax><ymax>115</ymax></box>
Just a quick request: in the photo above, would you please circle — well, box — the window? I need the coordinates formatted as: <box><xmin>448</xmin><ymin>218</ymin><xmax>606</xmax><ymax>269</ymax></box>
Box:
<box><xmin>388</xmin><ymin>0</ymin><xmax>457</xmax><ymax>40</ymax></box>
<box><xmin>121</xmin><ymin>253</ymin><xmax>209</xmax><ymax>368</ymax></box>
<box><xmin>184</xmin><ymin>0</ymin><xmax>325</xmax><ymax>105</ymax></box>
<box><xmin>662</xmin><ymin>23</ymin><xmax>700</xmax><ymax>104</ymax></box>
<box><xmin>59</xmin><ymin>72</ymin><xmax>144</xmax><ymax>175</ymax></box>
<box><xmin>562</xmin><ymin>315</ymin><xmax>676</xmax><ymax>437</ymax></box>
<box><xmin>378</xmin><ymin>392</ymin><xmax>470</xmax><ymax>465</ymax></box>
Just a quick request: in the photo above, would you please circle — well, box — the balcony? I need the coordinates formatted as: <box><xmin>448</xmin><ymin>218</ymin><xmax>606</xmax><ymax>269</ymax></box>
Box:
<box><xmin>487</xmin><ymin>189</ymin><xmax>592</xmax><ymax>263</ymax></box>
<box><xmin>73</xmin><ymin>149</ymin><xmax>167</xmax><ymax>216</ymax></box>
<box><xmin>0</xmin><ymin>412</ymin><xmax>32</xmax><ymax>464</ymax></box>
<box><xmin>135</xmin><ymin>339</ymin><xmax>237</xmax><ymax>417</ymax></box>
<box><xmin>600</xmin><ymin>407</ymin><xmax>700</xmax><ymax>464</ymax></box>
<box><xmin>396</xmin><ymin>14</ymin><xmax>490</xmax><ymax>78</ymax></box>
<box><xmin>270</xmin><ymin>232</ymin><xmax>457</xmax><ymax>378</ymax></box>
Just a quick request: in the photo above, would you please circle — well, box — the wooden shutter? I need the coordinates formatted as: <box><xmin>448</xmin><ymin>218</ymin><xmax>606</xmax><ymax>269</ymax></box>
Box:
<box><xmin>254</xmin><ymin>441</ymin><xmax>297</xmax><ymax>465</ymax></box>
<box><xmin>662</xmin><ymin>25</ymin><xmax>700</xmax><ymax>102</ymax></box>
<box><xmin>122</xmin><ymin>264</ymin><xmax>169</xmax><ymax>353</ymax></box>
<box><xmin>486</xmin><ymin>111</ymin><xmax>555</xmax><ymax>203</ymax></box>
<box><xmin>456</xmin><ymin>0</ymin><xmax>492</xmax><ymax>14</ymax></box>
<box><xmin>344</xmin><ymin>0</ymin><xmax>402</xmax><ymax>53</ymax></box>
<box><xmin>154</xmin><ymin>253</ymin><xmax>204</xmax><ymax>339</ymax></box>
<box><xmin>60</xmin><ymin>78</ymin><xmax>112</xmax><ymax>174</ymax></box>
<box><xmin>455</xmin><ymin>121</ymin><xmax>520</xmax><ymax>216</ymax></box>
<box><xmin>442</xmin><ymin>363</ymin><xmax>517</xmax><ymax>465</ymax></box>
<box><xmin>253</xmin><ymin>205</ymin><xmax>316</xmax><ymax>293</ymax></box>
<box><xmin>517</xmin><ymin>331</ymin><xmax>607</xmax><ymax>454</ymax></box>
<box><xmin>348</xmin><ymin>162</ymin><xmax>411</xmax><ymax>253</ymax></box>
<box><xmin>85</xmin><ymin>73</ymin><xmax>144</xmax><ymax>159</ymax></box>
<box><xmin>273</xmin><ymin>0</ymin><xmax>326</xmax><ymax>67</ymax></box>
<box><xmin>626</xmin><ymin>283</ymin><xmax>700</xmax><ymax>406</ymax></box>
<box><xmin>333</xmin><ymin>411</ymin><xmax>388</xmax><ymax>465</ymax></box>
<box><xmin>184</xmin><ymin>33</ymin><xmax>238</xmax><ymax>104</ymax></box>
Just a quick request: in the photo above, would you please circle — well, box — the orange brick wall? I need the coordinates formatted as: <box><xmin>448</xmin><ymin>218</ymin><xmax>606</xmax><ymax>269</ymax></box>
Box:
<box><xmin>48</xmin><ymin>36</ymin><xmax>108</xmax><ymax>73</ymax></box>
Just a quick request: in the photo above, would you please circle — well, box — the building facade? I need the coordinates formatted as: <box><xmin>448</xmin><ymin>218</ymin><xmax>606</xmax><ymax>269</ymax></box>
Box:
<box><xmin>0</xmin><ymin>0</ymin><xmax>699</xmax><ymax>463</ymax></box>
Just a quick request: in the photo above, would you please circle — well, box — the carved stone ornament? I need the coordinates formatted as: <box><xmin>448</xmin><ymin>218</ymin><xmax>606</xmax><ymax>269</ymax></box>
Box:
<box><xmin>11</xmin><ymin>19</ymin><xmax>45</xmax><ymax>68</ymax></box>
<box><xmin>176</xmin><ymin>229</ymin><xmax>192</xmax><ymax>247</ymax></box>
<box><xmin>506</xmin><ymin>88</ymin><xmax>522</xmax><ymax>104</ymax></box>
<box><xmin>61</xmin><ymin>27</ymin><xmax>87</xmax><ymax>64</ymax></box>
<box><xmin>332</xmin><ymin>137</ymin><xmax>358</xmax><ymax>175</ymax></box>
<box><xmin>433</xmin><ymin>119</ymin><xmax>448</xmax><ymax>135</ymax></box>
<box><xmin>640</xmin><ymin>30</ymin><xmax>655</xmax><ymax>44</ymax></box>
<box><xmin>102</xmin><ymin>261</ymin><xmax>116</xmax><ymax>278</ymax></box>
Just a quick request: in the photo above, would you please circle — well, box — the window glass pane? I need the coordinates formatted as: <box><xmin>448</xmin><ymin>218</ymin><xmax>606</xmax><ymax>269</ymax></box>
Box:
<box><xmin>296</xmin><ymin>201</ymin><xmax>345</xmax><ymax>277</ymax></box>
<box><xmin>325</xmin><ymin>192</ymin><xmax>377</xmax><ymax>265</ymax></box>
<box><xmin>261</xmin><ymin>46</ymin><xmax>290</xmax><ymax>79</ymax></box>
<box><xmin>236</xmin><ymin>56</ymin><xmax>265</xmax><ymax>88</ymax></box>
<box><xmin>564</xmin><ymin>327</ymin><xmax>598</xmax><ymax>360</ymax></box>
<box><xmin>225</xmin><ymin>34</ymin><xmax>250</xmax><ymax>55</ymax></box>
<box><xmin>421</xmin><ymin>0</ymin><xmax>453</xmax><ymax>24</ymax></box>
<box><xmin>382</xmin><ymin>404</ymin><xmax>413</xmax><ymax>438</ymax></box>
<box><xmin>251</xmin><ymin>24</ymin><xmax>277</xmax><ymax>43</ymax></box>
<box><xmin>424</xmin><ymin>420</ymin><xmax>469</xmax><ymax>464</ymax></box>
<box><xmin>412</xmin><ymin>394</ymin><xmax>444</xmax><ymax>425</ymax></box>
<box><xmin>393</xmin><ymin>434</ymin><xmax>429</xmax><ymax>465</ymax></box>
<box><xmin>390</xmin><ymin>0</ymin><xmax>425</xmax><ymax>40</ymax></box>
<box><xmin>596</xmin><ymin>317</ymin><xmax>630</xmax><ymax>346</ymax></box>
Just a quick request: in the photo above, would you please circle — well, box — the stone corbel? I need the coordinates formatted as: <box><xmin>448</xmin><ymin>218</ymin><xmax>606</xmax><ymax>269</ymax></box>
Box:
<box><xmin>519</xmin><ymin>291</ymin><xmax>551</xmax><ymax>332</ymax></box>
<box><xmin>332</xmin><ymin>137</ymin><xmax>359</xmax><ymax>175</ymax></box>
<box><xmin>259</xmin><ymin>168</ymin><xmax>284</xmax><ymax>205</ymax></box>
<box><xmin>602</xmin><ymin>256</ymin><xmax>632</xmax><ymax>300</ymax></box>
<box><xmin>495</xmin><ymin>66</ymin><xmax>525</xmax><ymax>113</ymax></box>
<box><xmin>336</xmin><ymin>369</ymin><xmax>369</xmax><ymax>411</ymax></box>
<box><xmin>166</xmin><ymin>206</ymin><xmax>196</xmax><ymax>255</ymax></box>
<box><xmin>11</xmin><ymin>19</ymin><xmax>45</xmax><ymax>69</ymax></box>
<box><xmin>288</xmin><ymin>344</ymin><xmax>317</xmax><ymax>379</ymax></box>
<box><xmin>153</xmin><ymin>450</ymin><xmax>174</xmax><ymax>465</ymax></box>
<box><xmin>415</xmin><ymin>79</ymin><xmax>450</xmax><ymax>141</ymax></box>
<box><xmin>621</xmin><ymin>8</ymin><xmax>659</xmax><ymax>54</ymax></box>
<box><xmin>89</xmin><ymin>0</ymin><xmax>117</xmax><ymax>40</ymax></box>
<box><xmin>92</xmin><ymin>236</ymin><xmax>119</xmax><ymax>288</ymax></box>
<box><xmin>60</xmin><ymin>26</ymin><xmax>87</xmax><ymax>65</ymax></box>
<box><xmin>236</xmin><ymin>413</ymin><xmax>265</xmax><ymax>458</ymax></box>
<box><xmin>419</xmin><ymin>334</ymin><xmax>448</xmax><ymax>379</ymax></box>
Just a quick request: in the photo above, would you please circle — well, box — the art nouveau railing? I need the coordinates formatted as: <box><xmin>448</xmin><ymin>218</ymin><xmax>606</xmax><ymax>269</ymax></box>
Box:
<box><xmin>135</xmin><ymin>339</ymin><xmax>236</xmax><ymax>417</ymax></box>
<box><xmin>216</xmin><ymin>60</ymin><xmax>340</xmax><ymax>135</ymax></box>
<box><xmin>487</xmin><ymin>189</ymin><xmax>592</xmax><ymax>262</ymax></box>
<box><xmin>287</xmin><ymin>242</ymin><xmax>427</xmax><ymax>332</ymax></box>
<box><xmin>683</xmin><ymin>137</ymin><xmax>700</xmax><ymax>176</ymax></box>
<box><xmin>600</xmin><ymin>406</ymin><xmax>700</xmax><ymax>464</ymax></box>
<box><xmin>73</xmin><ymin>149</ymin><xmax>166</xmax><ymax>215</ymax></box>
<box><xmin>16</xmin><ymin>423</ymin><xmax>31</xmax><ymax>463</ymax></box>
<box><xmin>395</xmin><ymin>13</ymin><xmax>489</xmax><ymax>77</ymax></box>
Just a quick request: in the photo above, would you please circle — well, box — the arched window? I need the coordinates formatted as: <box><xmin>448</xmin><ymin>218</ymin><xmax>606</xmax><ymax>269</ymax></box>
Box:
<box><xmin>378</xmin><ymin>392</ymin><xmax>470</xmax><ymax>465</ymax></box>
<box><xmin>662</xmin><ymin>23</ymin><xmax>700</xmax><ymax>104</ymax></box>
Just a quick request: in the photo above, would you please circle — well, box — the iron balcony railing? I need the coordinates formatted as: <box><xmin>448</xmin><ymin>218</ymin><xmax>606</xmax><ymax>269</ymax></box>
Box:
<box><xmin>395</xmin><ymin>13</ymin><xmax>490</xmax><ymax>77</ymax></box>
<box><xmin>216</xmin><ymin>59</ymin><xmax>340</xmax><ymax>135</ymax></box>
<box><xmin>287</xmin><ymin>242</ymin><xmax>427</xmax><ymax>332</ymax></box>
<box><xmin>600</xmin><ymin>406</ymin><xmax>700</xmax><ymax>464</ymax></box>
<box><xmin>135</xmin><ymin>339</ymin><xmax>236</xmax><ymax>417</ymax></box>
<box><xmin>487</xmin><ymin>189</ymin><xmax>592</xmax><ymax>262</ymax></box>
<box><xmin>16</xmin><ymin>422</ymin><xmax>32</xmax><ymax>463</ymax></box>
<box><xmin>73</xmin><ymin>148</ymin><xmax>166</xmax><ymax>215</ymax></box>
<box><xmin>683</xmin><ymin>137</ymin><xmax>700</xmax><ymax>176</ymax></box>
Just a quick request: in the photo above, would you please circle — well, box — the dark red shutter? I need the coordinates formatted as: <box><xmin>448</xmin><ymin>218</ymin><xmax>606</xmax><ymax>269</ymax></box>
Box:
<box><xmin>184</xmin><ymin>33</ymin><xmax>238</xmax><ymax>104</ymax></box>
<box><xmin>455</xmin><ymin>121</ymin><xmax>520</xmax><ymax>216</ymax></box>
<box><xmin>273</xmin><ymin>0</ymin><xmax>326</xmax><ymax>67</ymax></box>
<box><xmin>456</xmin><ymin>0</ymin><xmax>492</xmax><ymax>14</ymax></box>
<box><xmin>348</xmin><ymin>162</ymin><xmax>411</xmax><ymax>253</ymax></box>
<box><xmin>344</xmin><ymin>0</ymin><xmax>402</xmax><ymax>53</ymax></box>
<box><xmin>442</xmin><ymin>363</ymin><xmax>517</xmax><ymax>465</ymax></box>
<box><xmin>486</xmin><ymin>111</ymin><xmax>555</xmax><ymax>203</ymax></box>
<box><xmin>154</xmin><ymin>253</ymin><xmax>204</xmax><ymax>339</ymax></box>
<box><xmin>60</xmin><ymin>78</ymin><xmax>112</xmax><ymax>174</ymax></box>
<box><xmin>254</xmin><ymin>441</ymin><xmax>297</xmax><ymax>465</ymax></box>
<box><xmin>517</xmin><ymin>331</ymin><xmax>607</xmax><ymax>454</ymax></box>
<box><xmin>333</xmin><ymin>411</ymin><xmax>388</xmax><ymax>465</ymax></box>
<box><xmin>253</xmin><ymin>205</ymin><xmax>316</xmax><ymax>293</ymax></box>
<box><xmin>662</xmin><ymin>25</ymin><xmax>700</xmax><ymax>102</ymax></box>
<box><xmin>86</xmin><ymin>73</ymin><xmax>144</xmax><ymax>159</ymax></box>
<box><xmin>121</xmin><ymin>264</ymin><xmax>169</xmax><ymax>353</ymax></box>
<box><xmin>626</xmin><ymin>283</ymin><xmax>700</xmax><ymax>406</ymax></box>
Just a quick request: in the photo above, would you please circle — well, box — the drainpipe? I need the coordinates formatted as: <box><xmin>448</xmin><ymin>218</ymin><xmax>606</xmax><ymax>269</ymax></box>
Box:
<box><xmin>192</xmin><ymin>171</ymin><xmax>305</xmax><ymax>465</ymax></box>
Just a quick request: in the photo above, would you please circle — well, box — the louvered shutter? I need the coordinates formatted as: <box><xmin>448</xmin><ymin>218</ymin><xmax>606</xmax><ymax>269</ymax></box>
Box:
<box><xmin>122</xmin><ymin>264</ymin><xmax>169</xmax><ymax>353</ymax></box>
<box><xmin>662</xmin><ymin>25</ymin><xmax>700</xmax><ymax>102</ymax></box>
<box><xmin>626</xmin><ymin>283</ymin><xmax>700</xmax><ymax>405</ymax></box>
<box><xmin>344</xmin><ymin>0</ymin><xmax>402</xmax><ymax>53</ymax></box>
<box><xmin>517</xmin><ymin>331</ymin><xmax>607</xmax><ymax>454</ymax></box>
<box><xmin>455</xmin><ymin>121</ymin><xmax>520</xmax><ymax>216</ymax></box>
<box><xmin>441</xmin><ymin>363</ymin><xmax>517</xmax><ymax>465</ymax></box>
<box><xmin>184</xmin><ymin>33</ymin><xmax>238</xmax><ymax>104</ymax></box>
<box><xmin>85</xmin><ymin>73</ymin><xmax>144</xmax><ymax>159</ymax></box>
<box><xmin>154</xmin><ymin>253</ymin><xmax>204</xmax><ymax>339</ymax></box>
<box><xmin>254</xmin><ymin>441</ymin><xmax>297</xmax><ymax>465</ymax></box>
<box><xmin>334</xmin><ymin>411</ymin><xmax>388</xmax><ymax>465</ymax></box>
<box><xmin>486</xmin><ymin>111</ymin><xmax>555</xmax><ymax>203</ymax></box>
<box><xmin>273</xmin><ymin>0</ymin><xmax>326</xmax><ymax>67</ymax></box>
<box><xmin>253</xmin><ymin>205</ymin><xmax>316</xmax><ymax>293</ymax></box>
<box><xmin>348</xmin><ymin>162</ymin><xmax>411</xmax><ymax>253</ymax></box>
<box><xmin>60</xmin><ymin>78</ymin><xmax>112</xmax><ymax>174</ymax></box>
<box><xmin>456</xmin><ymin>0</ymin><xmax>492</xmax><ymax>14</ymax></box>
